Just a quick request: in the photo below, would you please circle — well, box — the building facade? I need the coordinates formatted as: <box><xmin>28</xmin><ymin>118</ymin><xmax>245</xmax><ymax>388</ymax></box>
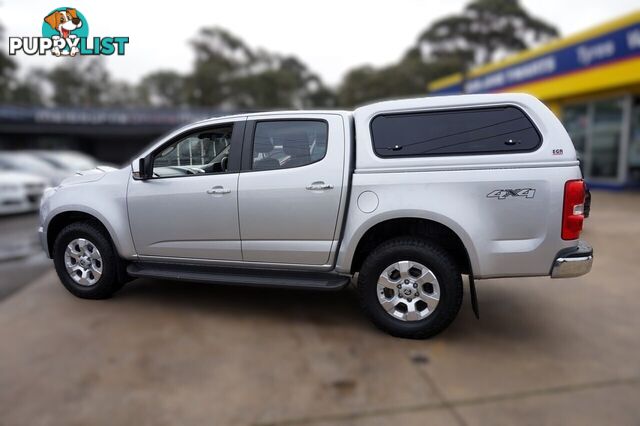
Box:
<box><xmin>0</xmin><ymin>106</ymin><xmax>226</xmax><ymax>163</ymax></box>
<box><xmin>429</xmin><ymin>11</ymin><xmax>640</xmax><ymax>189</ymax></box>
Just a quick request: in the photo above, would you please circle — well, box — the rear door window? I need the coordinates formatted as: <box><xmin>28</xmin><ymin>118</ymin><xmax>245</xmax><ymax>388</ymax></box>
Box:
<box><xmin>370</xmin><ymin>106</ymin><xmax>541</xmax><ymax>157</ymax></box>
<box><xmin>251</xmin><ymin>120</ymin><xmax>328</xmax><ymax>171</ymax></box>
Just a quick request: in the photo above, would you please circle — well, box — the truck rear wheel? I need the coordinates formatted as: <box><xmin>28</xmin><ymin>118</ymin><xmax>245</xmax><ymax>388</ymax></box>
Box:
<box><xmin>357</xmin><ymin>237</ymin><xmax>463</xmax><ymax>339</ymax></box>
<box><xmin>53</xmin><ymin>222</ymin><xmax>124</xmax><ymax>299</ymax></box>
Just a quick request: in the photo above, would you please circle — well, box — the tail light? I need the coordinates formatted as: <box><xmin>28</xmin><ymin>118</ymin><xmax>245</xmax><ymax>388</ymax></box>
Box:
<box><xmin>562</xmin><ymin>179</ymin><xmax>585</xmax><ymax>240</ymax></box>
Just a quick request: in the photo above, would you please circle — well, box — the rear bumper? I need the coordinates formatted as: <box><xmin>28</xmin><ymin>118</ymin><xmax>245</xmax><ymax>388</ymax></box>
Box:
<box><xmin>551</xmin><ymin>241</ymin><xmax>593</xmax><ymax>278</ymax></box>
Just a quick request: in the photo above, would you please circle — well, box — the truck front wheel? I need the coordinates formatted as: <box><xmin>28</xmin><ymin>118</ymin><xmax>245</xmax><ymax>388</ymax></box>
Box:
<box><xmin>53</xmin><ymin>222</ymin><xmax>124</xmax><ymax>299</ymax></box>
<box><xmin>357</xmin><ymin>237</ymin><xmax>463</xmax><ymax>339</ymax></box>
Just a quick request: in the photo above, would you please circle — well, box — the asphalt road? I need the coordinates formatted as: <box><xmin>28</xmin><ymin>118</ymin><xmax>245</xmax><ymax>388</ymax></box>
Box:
<box><xmin>0</xmin><ymin>213</ymin><xmax>51</xmax><ymax>300</ymax></box>
<box><xmin>1</xmin><ymin>191</ymin><xmax>639</xmax><ymax>425</ymax></box>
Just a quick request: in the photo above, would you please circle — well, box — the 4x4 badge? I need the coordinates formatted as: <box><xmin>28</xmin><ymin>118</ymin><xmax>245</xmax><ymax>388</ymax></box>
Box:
<box><xmin>486</xmin><ymin>188</ymin><xmax>536</xmax><ymax>200</ymax></box>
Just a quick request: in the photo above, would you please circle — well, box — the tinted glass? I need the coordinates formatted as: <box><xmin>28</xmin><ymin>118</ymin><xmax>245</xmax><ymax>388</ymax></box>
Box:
<box><xmin>371</xmin><ymin>106</ymin><xmax>541</xmax><ymax>157</ymax></box>
<box><xmin>563</xmin><ymin>104</ymin><xmax>588</xmax><ymax>158</ymax></box>
<box><xmin>152</xmin><ymin>125</ymin><xmax>233</xmax><ymax>178</ymax></box>
<box><xmin>590</xmin><ymin>99</ymin><xmax>622</xmax><ymax>179</ymax></box>
<box><xmin>630</xmin><ymin>97</ymin><xmax>640</xmax><ymax>183</ymax></box>
<box><xmin>252</xmin><ymin>120</ymin><xmax>328</xmax><ymax>171</ymax></box>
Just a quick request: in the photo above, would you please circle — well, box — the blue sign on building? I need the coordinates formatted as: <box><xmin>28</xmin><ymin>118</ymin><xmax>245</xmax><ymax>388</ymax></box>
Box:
<box><xmin>431</xmin><ymin>22</ymin><xmax>640</xmax><ymax>95</ymax></box>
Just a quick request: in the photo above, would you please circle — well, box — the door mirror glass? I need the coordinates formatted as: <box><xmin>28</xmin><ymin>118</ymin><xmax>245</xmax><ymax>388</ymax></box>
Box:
<box><xmin>135</xmin><ymin>157</ymin><xmax>152</xmax><ymax>180</ymax></box>
<box><xmin>138</xmin><ymin>158</ymin><xmax>147</xmax><ymax>179</ymax></box>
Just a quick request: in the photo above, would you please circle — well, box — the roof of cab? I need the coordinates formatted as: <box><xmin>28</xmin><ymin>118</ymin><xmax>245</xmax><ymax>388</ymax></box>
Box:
<box><xmin>186</xmin><ymin>94</ymin><xmax>544</xmax><ymax>128</ymax></box>
<box><xmin>193</xmin><ymin>109</ymin><xmax>353</xmax><ymax>126</ymax></box>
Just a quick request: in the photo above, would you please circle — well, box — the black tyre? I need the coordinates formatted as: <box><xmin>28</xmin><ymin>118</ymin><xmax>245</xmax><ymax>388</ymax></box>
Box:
<box><xmin>53</xmin><ymin>221</ymin><xmax>124</xmax><ymax>299</ymax></box>
<box><xmin>357</xmin><ymin>237</ymin><xmax>463</xmax><ymax>339</ymax></box>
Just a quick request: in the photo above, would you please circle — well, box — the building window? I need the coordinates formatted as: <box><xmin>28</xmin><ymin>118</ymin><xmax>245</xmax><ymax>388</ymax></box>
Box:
<box><xmin>590</xmin><ymin>99</ymin><xmax>623</xmax><ymax>179</ymax></box>
<box><xmin>562</xmin><ymin>105</ymin><xmax>588</xmax><ymax>162</ymax></box>
<box><xmin>563</xmin><ymin>97</ymin><xmax>627</xmax><ymax>183</ymax></box>
<box><xmin>629</xmin><ymin>97</ymin><xmax>640</xmax><ymax>184</ymax></box>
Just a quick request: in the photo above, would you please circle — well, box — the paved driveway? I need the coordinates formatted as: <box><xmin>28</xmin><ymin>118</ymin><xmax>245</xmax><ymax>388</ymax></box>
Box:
<box><xmin>0</xmin><ymin>190</ymin><xmax>639</xmax><ymax>425</ymax></box>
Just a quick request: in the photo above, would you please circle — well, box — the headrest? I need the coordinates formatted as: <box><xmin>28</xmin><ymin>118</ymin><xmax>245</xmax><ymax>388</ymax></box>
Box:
<box><xmin>253</xmin><ymin>157</ymin><xmax>280</xmax><ymax>171</ymax></box>
<box><xmin>282</xmin><ymin>133</ymin><xmax>310</xmax><ymax>157</ymax></box>
<box><xmin>254</xmin><ymin>137</ymin><xmax>273</xmax><ymax>154</ymax></box>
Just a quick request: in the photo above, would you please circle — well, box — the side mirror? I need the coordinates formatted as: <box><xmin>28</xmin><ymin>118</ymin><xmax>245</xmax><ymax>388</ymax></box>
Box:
<box><xmin>137</xmin><ymin>157</ymin><xmax>153</xmax><ymax>180</ymax></box>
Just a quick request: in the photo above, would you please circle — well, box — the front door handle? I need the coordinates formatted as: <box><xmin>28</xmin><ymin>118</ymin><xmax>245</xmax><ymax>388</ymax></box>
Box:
<box><xmin>206</xmin><ymin>186</ymin><xmax>231</xmax><ymax>195</ymax></box>
<box><xmin>306</xmin><ymin>181</ymin><xmax>334</xmax><ymax>191</ymax></box>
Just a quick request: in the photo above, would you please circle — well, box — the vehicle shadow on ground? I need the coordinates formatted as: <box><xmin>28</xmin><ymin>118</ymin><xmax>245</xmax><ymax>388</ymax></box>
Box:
<box><xmin>116</xmin><ymin>277</ymin><xmax>555</xmax><ymax>342</ymax></box>
<box><xmin>118</xmin><ymin>278</ymin><xmax>364</xmax><ymax>326</ymax></box>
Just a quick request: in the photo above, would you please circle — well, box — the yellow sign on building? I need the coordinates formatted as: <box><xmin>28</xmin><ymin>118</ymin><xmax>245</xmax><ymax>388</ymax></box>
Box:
<box><xmin>428</xmin><ymin>11</ymin><xmax>640</xmax><ymax>188</ymax></box>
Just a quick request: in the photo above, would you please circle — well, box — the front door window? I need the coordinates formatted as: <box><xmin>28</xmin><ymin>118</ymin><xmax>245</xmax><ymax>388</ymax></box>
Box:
<box><xmin>152</xmin><ymin>125</ymin><xmax>233</xmax><ymax>178</ymax></box>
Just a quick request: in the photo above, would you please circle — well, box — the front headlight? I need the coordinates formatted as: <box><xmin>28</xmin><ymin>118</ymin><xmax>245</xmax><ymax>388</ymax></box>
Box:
<box><xmin>43</xmin><ymin>186</ymin><xmax>58</xmax><ymax>198</ymax></box>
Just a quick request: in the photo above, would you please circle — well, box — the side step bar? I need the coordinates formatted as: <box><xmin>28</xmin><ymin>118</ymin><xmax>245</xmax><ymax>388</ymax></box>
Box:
<box><xmin>127</xmin><ymin>262</ymin><xmax>350</xmax><ymax>291</ymax></box>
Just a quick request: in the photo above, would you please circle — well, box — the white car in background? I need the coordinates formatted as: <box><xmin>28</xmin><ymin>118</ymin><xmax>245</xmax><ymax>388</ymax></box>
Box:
<box><xmin>30</xmin><ymin>150</ymin><xmax>101</xmax><ymax>173</ymax></box>
<box><xmin>0</xmin><ymin>170</ymin><xmax>47</xmax><ymax>215</ymax></box>
<box><xmin>0</xmin><ymin>152</ymin><xmax>69</xmax><ymax>186</ymax></box>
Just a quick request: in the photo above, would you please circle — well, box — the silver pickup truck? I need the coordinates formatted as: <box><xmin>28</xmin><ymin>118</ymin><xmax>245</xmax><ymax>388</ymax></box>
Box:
<box><xmin>39</xmin><ymin>93</ymin><xmax>593</xmax><ymax>338</ymax></box>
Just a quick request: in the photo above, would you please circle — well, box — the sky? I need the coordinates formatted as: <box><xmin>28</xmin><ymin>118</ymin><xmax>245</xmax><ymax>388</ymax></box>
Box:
<box><xmin>3</xmin><ymin>0</ymin><xmax>639</xmax><ymax>87</ymax></box>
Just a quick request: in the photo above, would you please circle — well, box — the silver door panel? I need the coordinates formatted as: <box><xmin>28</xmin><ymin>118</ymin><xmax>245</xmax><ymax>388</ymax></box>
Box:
<box><xmin>241</xmin><ymin>240</ymin><xmax>335</xmax><ymax>264</ymax></box>
<box><xmin>127</xmin><ymin>173</ymin><xmax>241</xmax><ymax>260</ymax></box>
<box><xmin>144</xmin><ymin>240</ymin><xmax>241</xmax><ymax>260</ymax></box>
<box><xmin>238</xmin><ymin>114</ymin><xmax>345</xmax><ymax>265</ymax></box>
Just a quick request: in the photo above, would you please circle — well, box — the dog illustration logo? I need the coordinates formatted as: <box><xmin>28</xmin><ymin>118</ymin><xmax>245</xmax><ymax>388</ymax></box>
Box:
<box><xmin>44</xmin><ymin>8</ymin><xmax>82</xmax><ymax>38</ymax></box>
<box><xmin>42</xmin><ymin>7</ymin><xmax>88</xmax><ymax>56</ymax></box>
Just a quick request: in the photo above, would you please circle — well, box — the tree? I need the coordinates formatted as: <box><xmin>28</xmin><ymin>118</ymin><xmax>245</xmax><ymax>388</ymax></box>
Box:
<box><xmin>0</xmin><ymin>53</ymin><xmax>16</xmax><ymax>103</ymax></box>
<box><xmin>338</xmin><ymin>0</ymin><xmax>559</xmax><ymax>104</ymax></box>
<box><xmin>419</xmin><ymin>0</ymin><xmax>558</xmax><ymax>70</ymax></box>
<box><xmin>102</xmin><ymin>80</ymin><xmax>140</xmax><ymax>107</ymax></box>
<box><xmin>9</xmin><ymin>69</ymin><xmax>45</xmax><ymax>106</ymax></box>
<box><xmin>0</xmin><ymin>20</ymin><xmax>17</xmax><ymax>103</ymax></box>
<box><xmin>185</xmin><ymin>27</ymin><xmax>250</xmax><ymax>107</ymax></box>
<box><xmin>3</xmin><ymin>0</ymin><xmax>560</xmax><ymax>109</ymax></box>
<box><xmin>43</xmin><ymin>58</ymin><xmax>139</xmax><ymax>107</ymax></box>
<box><xmin>185</xmin><ymin>27</ymin><xmax>335</xmax><ymax>109</ymax></box>
<box><xmin>44</xmin><ymin>58</ymin><xmax>111</xmax><ymax>106</ymax></box>
<box><xmin>338</xmin><ymin>48</ymin><xmax>460</xmax><ymax>108</ymax></box>
<box><xmin>232</xmin><ymin>54</ymin><xmax>336</xmax><ymax>109</ymax></box>
<box><xmin>138</xmin><ymin>70</ymin><xmax>186</xmax><ymax>107</ymax></box>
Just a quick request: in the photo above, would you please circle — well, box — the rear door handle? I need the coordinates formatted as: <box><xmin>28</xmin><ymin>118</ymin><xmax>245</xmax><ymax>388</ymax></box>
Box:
<box><xmin>206</xmin><ymin>186</ymin><xmax>231</xmax><ymax>195</ymax></box>
<box><xmin>306</xmin><ymin>181</ymin><xmax>334</xmax><ymax>191</ymax></box>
